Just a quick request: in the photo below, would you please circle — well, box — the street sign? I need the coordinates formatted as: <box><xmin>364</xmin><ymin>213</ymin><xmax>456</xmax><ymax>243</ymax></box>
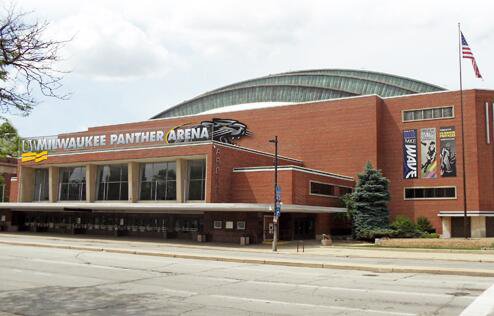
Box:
<box><xmin>275</xmin><ymin>185</ymin><xmax>281</xmax><ymax>194</ymax></box>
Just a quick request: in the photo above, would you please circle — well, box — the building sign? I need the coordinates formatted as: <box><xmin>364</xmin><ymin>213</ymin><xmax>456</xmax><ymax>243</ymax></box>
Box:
<box><xmin>420</xmin><ymin>128</ymin><xmax>437</xmax><ymax>178</ymax></box>
<box><xmin>403</xmin><ymin>129</ymin><xmax>418</xmax><ymax>179</ymax></box>
<box><xmin>20</xmin><ymin>118</ymin><xmax>251</xmax><ymax>163</ymax></box>
<box><xmin>165</xmin><ymin>119</ymin><xmax>251</xmax><ymax>145</ymax></box>
<box><xmin>439</xmin><ymin>126</ymin><xmax>457</xmax><ymax>177</ymax></box>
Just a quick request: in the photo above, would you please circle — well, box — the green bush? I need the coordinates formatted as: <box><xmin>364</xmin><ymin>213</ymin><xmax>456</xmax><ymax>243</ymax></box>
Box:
<box><xmin>357</xmin><ymin>228</ymin><xmax>395</xmax><ymax>240</ymax></box>
<box><xmin>420</xmin><ymin>232</ymin><xmax>440</xmax><ymax>239</ymax></box>
<box><xmin>390</xmin><ymin>216</ymin><xmax>421</xmax><ymax>238</ymax></box>
<box><xmin>416</xmin><ymin>216</ymin><xmax>435</xmax><ymax>233</ymax></box>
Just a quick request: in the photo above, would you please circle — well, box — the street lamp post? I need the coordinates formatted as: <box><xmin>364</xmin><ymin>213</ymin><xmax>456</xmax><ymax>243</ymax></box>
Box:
<box><xmin>269</xmin><ymin>136</ymin><xmax>279</xmax><ymax>252</ymax></box>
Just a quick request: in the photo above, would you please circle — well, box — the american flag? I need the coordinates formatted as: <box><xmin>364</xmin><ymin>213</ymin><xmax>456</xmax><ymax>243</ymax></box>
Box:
<box><xmin>461</xmin><ymin>32</ymin><xmax>482</xmax><ymax>79</ymax></box>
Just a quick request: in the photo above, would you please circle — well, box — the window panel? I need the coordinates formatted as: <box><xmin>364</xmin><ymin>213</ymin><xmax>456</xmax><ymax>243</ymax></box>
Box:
<box><xmin>186</xmin><ymin>160</ymin><xmax>206</xmax><ymax>201</ymax></box>
<box><xmin>96</xmin><ymin>165</ymin><xmax>128</xmax><ymax>201</ymax></box>
<box><xmin>404</xmin><ymin>111</ymin><xmax>414</xmax><ymax>121</ymax></box>
<box><xmin>403</xmin><ymin>106</ymin><xmax>454</xmax><ymax>122</ymax></box>
<box><xmin>139</xmin><ymin>162</ymin><xmax>177</xmax><ymax>201</ymax></box>
<box><xmin>310</xmin><ymin>182</ymin><xmax>335</xmax><ymax>196</ymax></box>
<box><xmin>433</xmin><ymin>108</ymin><xmax>442</xmax><ymax>118</ymax></box>
<box><xmin>442</xmin><ymin>107</ymin><xmax>453</xmax><ymax>118</ymax></box>
<box><xmin>423</xmin><ymin>109</ymin><xmax>433</xmax><ymax>119</ymax></box>
<box><xmin>405</xmin><ymin>187</ymin><xmax>456</xmax><ymax>200</ymax></box>
<box><xmin>59</xmin><ymin>167</ymin><xmax>86</xmax><ymax>201</ymax></box>
<box><xmin>33</xmin><ymin>169</ymin><xmax>49</xmax><ymax>201</ymax></box>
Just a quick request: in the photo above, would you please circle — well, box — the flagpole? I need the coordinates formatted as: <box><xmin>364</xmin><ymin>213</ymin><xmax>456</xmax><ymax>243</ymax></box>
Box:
<box><xmin>458</xmin><ymin>22</ymin><xmax>468</xmax><ymax>239</ymax></box>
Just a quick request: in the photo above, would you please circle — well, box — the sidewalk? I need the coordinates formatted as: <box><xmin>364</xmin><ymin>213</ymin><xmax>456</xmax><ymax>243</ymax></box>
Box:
<box><xmin>1</xmin><ymin>232</ymin><xmax>494</xmax><ymax>277</ymax></box>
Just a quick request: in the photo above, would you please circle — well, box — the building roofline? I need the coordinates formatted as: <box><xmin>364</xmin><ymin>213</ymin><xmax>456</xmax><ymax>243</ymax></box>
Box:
<box><xmin>233</xmin><ymin>165</ymin><xmax>353</xmax><ymax>181</ymax></box>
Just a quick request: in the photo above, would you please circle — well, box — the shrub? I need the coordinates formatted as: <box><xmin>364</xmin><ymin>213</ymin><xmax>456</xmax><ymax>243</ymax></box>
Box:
<box><xmin>416</xmin><ymin>217</ymin><xmax>435</xmax><ymax>233</ymax></box>
<box><xmin>357</xmin><ymin>228</ymin><xmax>395</xmax><ymax>241</ymax></box>
<box><xmin>390</xmin><ymin>216</ymin><xmax>421</xmax><ymax>238</ymax></box>
<box><xmin>420</xmin><ymin>232</ymin><xmax>440</xmax><ymax>239</ymax></box>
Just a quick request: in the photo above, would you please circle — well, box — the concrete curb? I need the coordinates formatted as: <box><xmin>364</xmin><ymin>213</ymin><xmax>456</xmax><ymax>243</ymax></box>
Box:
<box><xmin>2</xmin><ymin>240</ymin><xmax>494</xmax><ymax>277</ymax></box>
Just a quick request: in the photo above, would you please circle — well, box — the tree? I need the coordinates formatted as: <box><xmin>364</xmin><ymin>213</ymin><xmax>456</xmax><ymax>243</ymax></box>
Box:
<box><xmin>351</xmin><ymin>162</ymin><xmax>391</xmax><ymax>240</ymax></box>
<box><xmin>0</xmin><ymin>119</ymin><xmax>19</xmax><ymax>157</ymax></box>
<box><xmin>0</xmin><ymin>5</ymin><xmax>69</xmax><ymax>118</ymax></box>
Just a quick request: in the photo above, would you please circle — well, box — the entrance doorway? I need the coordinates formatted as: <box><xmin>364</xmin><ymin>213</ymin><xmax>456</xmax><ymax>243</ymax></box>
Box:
<box><xmin>487</xmin><ymin>217</ymin><xmax>494</xmax><ymax>237</ymax></box>
<box><xmin>293</xmin><ymin>215</ymin><xmax>315</xmax><ymax>240</ymax></box>
<box><xmin>263</xmin><ymin>215</ymin><xmax>274</xmax><ymax>241</ymax></box>
<box><xmin>451</xmin><ymin>217</ymin><xmax>471</xmax><ymax>238</ymax></box>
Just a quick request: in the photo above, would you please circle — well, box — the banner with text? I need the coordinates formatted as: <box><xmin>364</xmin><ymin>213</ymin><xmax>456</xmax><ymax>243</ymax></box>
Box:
<box><xmin>439</xmin><ymin>126</ymin><xmax>457</xmax><ymax>177</ymax></box>
<box><xmin>420</xmin><ymin>128</ymin><xmax>437</xmax><ymax>178</ymax></box>
<box><xmin>403</xmin><ymin>129</ymin><xmax>418</xmax><ymax>179</ymax></box>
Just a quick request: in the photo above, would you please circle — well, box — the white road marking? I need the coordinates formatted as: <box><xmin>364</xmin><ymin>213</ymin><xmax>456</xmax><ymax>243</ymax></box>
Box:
<box><xmin>210</xmin><ymin>294</ymin><xmax>417</xmax><ymax>316</ymax></box>
<box><xmin>460</xmin><ymin>283</ymin><xmax>494</xmax><ymax>316</ymax></box>
<box><xmin>246</xmin><ymin>280</ymin><xmax>477</xmax><ymax>299</ymax></box>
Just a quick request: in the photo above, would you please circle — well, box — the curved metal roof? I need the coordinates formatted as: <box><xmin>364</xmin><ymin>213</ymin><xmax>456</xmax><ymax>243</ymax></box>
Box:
<box><xmin>152</xmin><ymin>69</ymin><xmax>445</xmax><ymax>119</ymax></box>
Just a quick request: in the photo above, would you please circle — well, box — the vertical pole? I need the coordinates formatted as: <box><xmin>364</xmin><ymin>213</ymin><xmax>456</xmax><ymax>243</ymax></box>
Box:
<box><xmin>458</xmin><ymin>23</ymin><xmax>468</xmax><ymax>239</ymax></box>
<box><xmin>272</xmin><ymin>136</ymin><xmax>278</xmax><ymax>252</ymax></box>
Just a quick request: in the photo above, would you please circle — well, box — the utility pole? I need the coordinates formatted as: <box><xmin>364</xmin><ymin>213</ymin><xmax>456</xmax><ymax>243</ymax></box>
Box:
<box><xmin>269</xmin><ymin>136</ymin><xmax>279</xmax><ymax>251</ymax></box>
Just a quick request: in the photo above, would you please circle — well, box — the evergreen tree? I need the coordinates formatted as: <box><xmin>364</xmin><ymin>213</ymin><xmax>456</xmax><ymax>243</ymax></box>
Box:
<box><xmin>351</xmin><ymin>162</ymin><xmax>390</xmax><ymax>239</ymax></box>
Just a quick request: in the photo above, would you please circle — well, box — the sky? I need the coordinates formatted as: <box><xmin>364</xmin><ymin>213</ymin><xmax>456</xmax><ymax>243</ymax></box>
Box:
<box><xmin>4</xmin><ymin>0</ymin><xmax>494</xmax><ymax>137</ymax></box>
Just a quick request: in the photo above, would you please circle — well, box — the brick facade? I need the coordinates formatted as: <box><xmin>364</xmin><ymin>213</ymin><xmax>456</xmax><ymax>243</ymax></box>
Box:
<box><xmin>5</xmin><ymin>88</ymin><xmax>494</xmax><ymax>239</ymax></box>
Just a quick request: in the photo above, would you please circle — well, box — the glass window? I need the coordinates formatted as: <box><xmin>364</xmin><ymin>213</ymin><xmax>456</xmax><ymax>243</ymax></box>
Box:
<box><xmin>310</xmin><ymin>182</ymin><xmax>335</xmax><ymax>196</ymax></box>
<box><xmin>405</xmin><ymin>187</ymin><xmax>456</xmax><ymax>200</ymax></box>
<box><xmin>187</xmin><ymin>160</ymin><xmax>206</xmax><ymax>201</ymax></box>
<box><xmin>33</xmin><ymin>169</ymin><xmax>49</xmax><ymax>201</ymax></box>
<box><xmin>59</xmin><ymin>167</ymin><xmax>86</xmax><ymax>201</ymax></box>
<box><xmin>403</xmin><ymin>111</ymin><xmax>414</xmax><ymax>121</ymax></box>
<box><xmin>423</xmin><ymin>109</ymin><xmax>433</xmax><ymax>119</ymax></box>
<box><xmin>338</xmin><ymin>186</ymin><xmax>353</xmax><ymax>196</ymax></box>
<box><xmin>139</xmin><ymin>162</ymin><xmax>176</xmax><ymax>201</ymax></box>
<box><xmin>413</xmin><ymin>110</ymin><xmax>423</xmax><ymax>120</ymax></box>
<box><xmin>433</xmin><ymin>108</ymin><xmax>442</xmax><ymax>118</ymax></box>
<box><xmin>403</xmin><ymin>106</ymin><xmax>454</xmax><ymax>122</ymax></box>
<box><xmin>96</xmin><ymin>165</ymin><xmax>128</xmax><ymax>201</ymax></box>
<box><xmin>442</xmin><ymin>107</ymin><xmax>453</xmax><ymax>118</ymax></box>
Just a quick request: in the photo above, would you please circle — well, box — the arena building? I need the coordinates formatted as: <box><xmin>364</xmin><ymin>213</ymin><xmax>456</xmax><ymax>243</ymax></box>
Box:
<box><xmin>1</xmin><ymin>69</ymin><xmax>493</xmax><ymax>242</ymax></box>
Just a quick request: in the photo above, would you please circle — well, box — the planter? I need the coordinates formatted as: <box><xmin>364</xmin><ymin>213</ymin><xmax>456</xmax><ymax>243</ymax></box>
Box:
<box><xmin>321</xmin><ymin>234</ymin><xmax>332</xmax><ymax>246</ymax></box>
<box><xmin>240</xmin><ymin>236</ymin><xmax>250</xmax><ymax>245</ymax></box>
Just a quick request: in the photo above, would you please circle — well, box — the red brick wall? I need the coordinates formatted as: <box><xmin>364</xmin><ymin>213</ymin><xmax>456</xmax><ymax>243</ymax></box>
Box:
<box><xmin>379</xmin><ymin>90</ymin><xmax>494</xmax><ymax>233</ymax></box>
<box><xmin>230</xmin><ymin>168</ymin><xmax>353</xmax><ymax>206</ymax></box>
<box><xmin>211</xmin><ymin>144</ymin><xmax>299</xmax><ymax>203</ymax></box>
<box><xmin>35</xmin><ymin>95</ymin><xmax>377</xmax><ymax>177</ymax></box>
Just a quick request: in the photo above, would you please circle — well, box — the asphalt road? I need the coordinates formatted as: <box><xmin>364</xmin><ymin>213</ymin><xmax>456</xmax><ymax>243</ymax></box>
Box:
<box><xmin>0</xmin><ymin>244</ymin><xmax>492</xmax><ymax>316</ymax></box>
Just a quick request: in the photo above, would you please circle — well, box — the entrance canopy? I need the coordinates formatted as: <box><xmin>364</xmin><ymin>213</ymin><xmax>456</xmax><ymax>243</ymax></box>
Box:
<box><xmin>438</xmin><ymin>211</ymin><xmax>494</xmax><ymax>217</ymax></box>
<box><xmin>0</xmin><ymin>202</ymin><xmax>346</xmax><ymax>214</ymax></box>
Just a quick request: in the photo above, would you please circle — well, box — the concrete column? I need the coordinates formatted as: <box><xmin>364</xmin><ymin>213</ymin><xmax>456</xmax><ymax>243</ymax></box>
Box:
<box><xmin>315</xmin><ymin>213</ymin><xmax>331</xmax><ymax>240</ymax></box>
<box><xmin>49</xmin><ymin>166</ymin><xmax>59</xmax><ymax>202</ymax></box>
<box><xmin>128</xmin><ymin>162</ymin><xmax>140</xmax><ymax>202</ymax></box>
<box><xmin>441</xmin><ymin>217</ymin><xmax>452</xmax><ymax>238</ymax></box>
<box><xmin>176</xmin><ymin>159</ymin><xmax>184</xmax><ymax>203</ymax></box>
<box><xmin>471</xmin><ymin>216</ymin><xmax>486</xmax><ymax>238</ymax></box>
<box><xmin>19</xmin><ymin>166</ymin><xmax>34</xmax><ymax>202</ymax></box>
<box><xmin>86</xmin><ymin>165</ymin><xmax>97</xmax><ymax>202</ymax></box>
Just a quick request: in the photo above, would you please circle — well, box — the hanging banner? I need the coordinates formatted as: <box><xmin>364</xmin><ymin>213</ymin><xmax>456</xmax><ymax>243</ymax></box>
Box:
<box><xmin>420</xmin><ymin>128</ymin><xmax>437</xmax><ymax>178</ymax></box>
<box><xmin>439</xmin><ymin>126</ymin><xmax>457</xmax><ymax>177</ymax></box>
<box><xmin>403</xmin><ymin>129</ymin><xmax>418</xmax><ymax>179</ymax></box>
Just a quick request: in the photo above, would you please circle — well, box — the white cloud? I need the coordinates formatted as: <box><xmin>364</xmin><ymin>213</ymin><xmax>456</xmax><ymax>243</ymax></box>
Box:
<box><xmin>49</xmin><ymin>7</ymin><xmax>177</xmax><ymax>81</ymax></box>
<box><xmin>7</xmin><ymin>0</ymin><xmax>494</xmax><ymax>136</ymax></box>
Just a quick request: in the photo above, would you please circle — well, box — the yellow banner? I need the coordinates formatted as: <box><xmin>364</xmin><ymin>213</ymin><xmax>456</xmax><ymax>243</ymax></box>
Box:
<box><xmin>22</xmin><ymin>151</ymin><xmax>48</xmax><ymax>163</ymax></box>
